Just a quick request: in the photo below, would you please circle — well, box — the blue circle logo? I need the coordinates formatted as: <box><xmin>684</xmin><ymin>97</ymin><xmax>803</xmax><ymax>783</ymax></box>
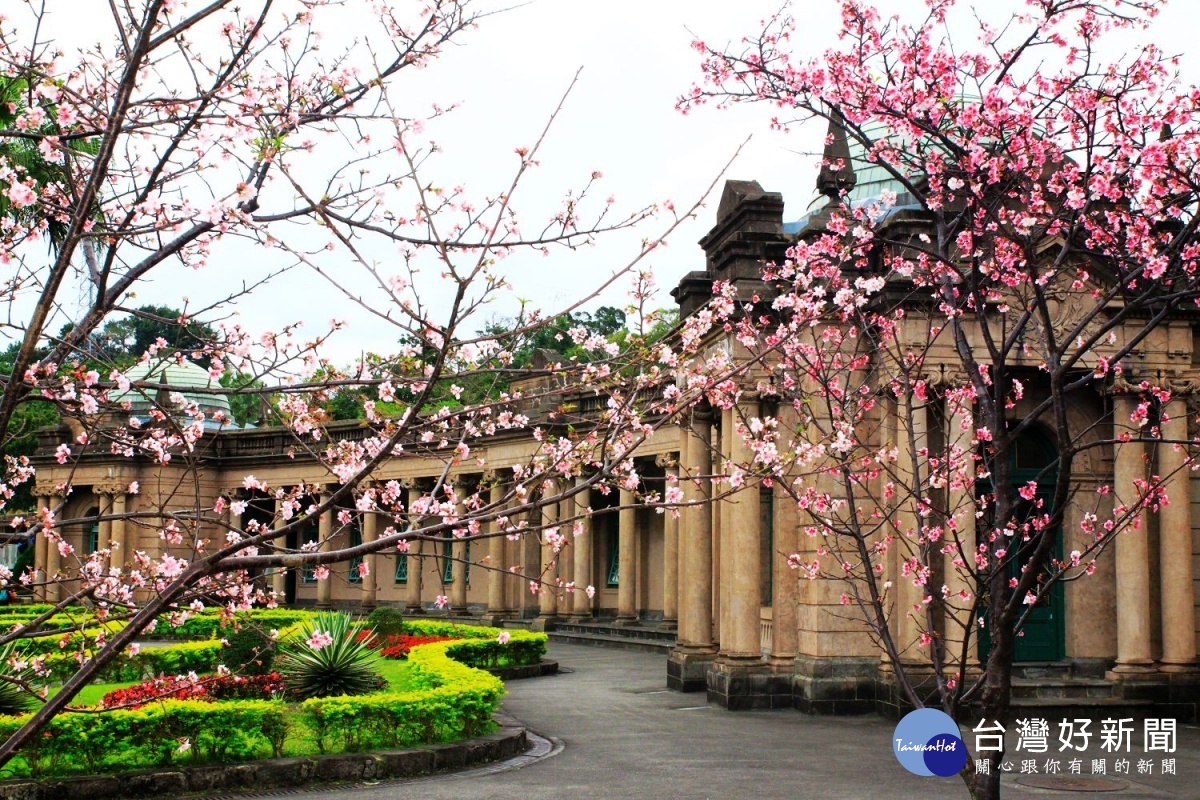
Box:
<box><xmin>892</xmin><ymin>708</ymin><xmax>967</xmax><ymax>777</ymax></box>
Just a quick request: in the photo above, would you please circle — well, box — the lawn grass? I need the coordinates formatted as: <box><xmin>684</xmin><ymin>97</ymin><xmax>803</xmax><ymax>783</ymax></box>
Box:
<box><xmin>45</xmin><ymin>679</ymin><xmax>138</xmax><ymax>707</ymax></box>
<box><xmin>376</xmin><ymin>658</ymin><xmax>422</xmax><ymax>692</ymax></box>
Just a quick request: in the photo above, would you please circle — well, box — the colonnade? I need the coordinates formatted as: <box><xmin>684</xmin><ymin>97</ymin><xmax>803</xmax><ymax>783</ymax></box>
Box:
<box><xmin>1112</xmin><ymin>393</ymin><xmax>1198</xmax><ymax>674</ymax></box>
<box><xmin>30</xmin><ymin>481</ymin><xmax>131</xmax><ymax>603</ymax></box>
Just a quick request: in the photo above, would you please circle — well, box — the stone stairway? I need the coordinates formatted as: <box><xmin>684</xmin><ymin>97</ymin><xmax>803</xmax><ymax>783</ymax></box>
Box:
<box><xmin>999</xmin><ymin>663</ymin><xmax>1154</xmax><ymax>720</ymax></box>
<box><xmin>547</xmin><ymin>620</ymin><xmax>677</xmax><ymax>654</ymax></box>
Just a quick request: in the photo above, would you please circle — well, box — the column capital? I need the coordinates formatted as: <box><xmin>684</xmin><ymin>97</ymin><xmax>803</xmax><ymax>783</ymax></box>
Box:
<box><xmin>1106</xmin><ymin>375</ymin><xmax>1142</xmax><ymax>396</ymax></box>
<box><xmin>93</xmin><ymin>481</ymin><xmax>131</xmax><ymax>496</ymax></box>
<box><xmin>654</xmin><ymin>452</ymin><xmax>681</xmax><ymax>470</ymax></box>
<box><xmin>481</xmin><ymin>469</ymin><xmax>512</xmax><ymax>485</ymax></box>
<box><xmin>31</xmin><ymin>484</ymin><xmax>61</xmax><ymax>498</ymax></box>
<box><xmin>690</xmin><ymin>401</ymin><xmax>716</xmax><ymax>426</ymax></box>
<box><xmin>1167</xmin><ymin>377</ymin><xmax>1200</xmax><ymax>397</ymax></box>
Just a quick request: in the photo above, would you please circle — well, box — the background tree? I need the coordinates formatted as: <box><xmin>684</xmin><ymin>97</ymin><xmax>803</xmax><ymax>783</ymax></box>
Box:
<box><xmin>683</xmin><ymin>1</ymin><xmax>1200</xmax><ymax>798</ymax></box>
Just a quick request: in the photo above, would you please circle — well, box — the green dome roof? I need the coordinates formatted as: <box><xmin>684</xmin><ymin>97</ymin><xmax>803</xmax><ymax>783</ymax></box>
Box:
<box><xmin>113</xmin><ymin>359</ymin><xmax>234</xmax><ymax>428</ymax></box>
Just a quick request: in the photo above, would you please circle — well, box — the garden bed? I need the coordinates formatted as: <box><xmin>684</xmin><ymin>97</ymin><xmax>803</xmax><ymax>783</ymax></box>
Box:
<box><xmin>0</xmin><ymin>611</ymin><xmax>547</xmax><ymax>782</ymax></box>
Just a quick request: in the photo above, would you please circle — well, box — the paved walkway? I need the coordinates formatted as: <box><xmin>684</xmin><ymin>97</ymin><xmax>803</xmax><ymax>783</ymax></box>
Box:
<box><xmin>292</xmin><ymin>643</ymin><xmax>1200</xmax><ymax>800</ymax></box>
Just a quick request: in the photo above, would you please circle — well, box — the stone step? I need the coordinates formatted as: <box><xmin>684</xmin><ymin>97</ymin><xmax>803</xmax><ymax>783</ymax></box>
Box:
<box><xmin>548</xmin><ymin>630</ymin><xmax>675</xmax><ymax>654</ymax></box>
<box><xmin>1011</xmin><ymin>665</ymin><xmax>1072</xmax><ymax>679</ymax></box>
<box><xmin>552</xmin><ymin>622</ymin><xmax>677</xmax><ymax>642</ymax></box>
<box><xmin>997</xmin><ymin>696</ymin><xmax>1156</xmax><ymax>722</ymax></box>
<box><xmin>1011</xmin><ymin>678</ymin><xmax>1118</xmax><ymax>700</ymax></box>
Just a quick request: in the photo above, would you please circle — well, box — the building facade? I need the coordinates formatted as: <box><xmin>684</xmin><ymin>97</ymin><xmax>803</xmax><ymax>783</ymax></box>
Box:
<box><xmin>26</xmin><ymin>149</ymin><xmax>1200</xmax><ymax>721</ymax></box>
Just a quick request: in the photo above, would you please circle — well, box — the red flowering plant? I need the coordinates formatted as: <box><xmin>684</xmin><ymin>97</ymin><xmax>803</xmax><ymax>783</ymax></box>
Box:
<box><xmin>100</xmin><ymin>671</ymin><xmax>285</xmax><ymax>709</ymax></box>
<box><xmin>376</xmin><ymin>634</ymin><xmax>456</xmax><ymax>660</ymax></box>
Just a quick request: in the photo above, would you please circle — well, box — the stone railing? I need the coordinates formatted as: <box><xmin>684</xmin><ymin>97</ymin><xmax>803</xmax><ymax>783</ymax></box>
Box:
<box><xmin>759</xmin><ymin>606</ymin><xmax>773</xmax><ymax>656</ymax></box>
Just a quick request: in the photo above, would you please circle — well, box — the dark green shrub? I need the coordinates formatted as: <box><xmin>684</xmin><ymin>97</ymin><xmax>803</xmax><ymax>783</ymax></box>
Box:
<box><xmin>366</xmin><ymin>605</ymin><xmax>405</xmax><ymax>636</ymax></box>
<box><xmin>277</xmin><ymin>611</ymin><xmax>381</xmax><ymax>700</ymax></box>
<box><xmin>225</xmin><ymin>627</ymin><xmax>275</xmax><ymax>675</ymax></box>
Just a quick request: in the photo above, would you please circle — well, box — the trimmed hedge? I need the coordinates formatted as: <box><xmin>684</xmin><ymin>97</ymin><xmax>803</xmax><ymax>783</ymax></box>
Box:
<box><xmin>401</xmin><ymin>620</ymin><xmax>546</xmax><ymax>669</ymax></box>
<box><xmin>0</xmin><ymin>699</ymin><xmax>288</xmax><ymax>776</ymax></box>
<box><xmin>42</xmin><ymin>640</ymin><xmax>224</xmax><ymax>683</ymax></box>
<box><xmin>163</xmin><ymin>610</ymin><xmax>313</xmax><ymax>640</ymax></box>
<box><xmin>301</xmin><ymin>639</ymin><xmax>504</xmax><ymax>754</ymax></box>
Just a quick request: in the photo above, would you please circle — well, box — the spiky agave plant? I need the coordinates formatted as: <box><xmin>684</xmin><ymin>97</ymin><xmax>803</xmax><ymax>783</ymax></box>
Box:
<box><xmin>0</xmin><ymin>642</ymin><xmax>38</xmax><ymax>716</ymax></box>
<box><xmin>276</xmin><ymin>611</ymin><xmax>382</xmax><ymax>700</ymax></box>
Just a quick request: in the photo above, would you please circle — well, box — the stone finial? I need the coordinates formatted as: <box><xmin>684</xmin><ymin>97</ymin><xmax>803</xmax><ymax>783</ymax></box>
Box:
<box><xmin>816</xmin><ymin>109</ymin><xmax>857</xmax><ymax>202</ymax></box>
<box><xmin>717</xmin><ymin>180</ymin><xmax>769</xmax><ymax>224</ymax></box>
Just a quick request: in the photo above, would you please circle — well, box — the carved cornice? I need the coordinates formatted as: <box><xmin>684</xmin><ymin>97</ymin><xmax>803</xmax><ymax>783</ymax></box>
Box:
<box><xmin>1167</xmin><ymin>377</ymin><xmax>1200</xmax><ymax>397</ymax></box>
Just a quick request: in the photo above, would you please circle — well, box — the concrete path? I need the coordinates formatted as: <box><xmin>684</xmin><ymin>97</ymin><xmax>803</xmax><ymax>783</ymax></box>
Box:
<box><xmin>291</xmin><ymin>643</ymin><xmax>1200</xmax><ymax>800</ymax></box>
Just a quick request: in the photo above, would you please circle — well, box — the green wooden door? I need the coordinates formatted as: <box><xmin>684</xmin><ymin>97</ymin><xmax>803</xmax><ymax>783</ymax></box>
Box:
<box><xmin>980</xmin><ymin>426</ymin><xmax>1066</xmax><ymax>662</ymax></box>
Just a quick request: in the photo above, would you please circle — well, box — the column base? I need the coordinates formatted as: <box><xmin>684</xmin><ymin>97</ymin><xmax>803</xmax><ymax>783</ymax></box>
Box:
<box><xmin>706</xmin><ymin>656</ymin><xmax>791</xmax><ymax>710</ymax></box>
<box><xmin>450</xmin><ymin>606</ymin><xmax>471</xmax><ymax>617</ymax></box>
<box><xmin>612</xmin><ymin>616</ymin><xmax>640</xmax><ymax>627</ymax></box>
<box><xmin>1107</xmin><ymin>661</ymin><xmax>1158</xmax><ymax>679</ymax></box>
<box><xmin>668</xmin><ymin>645</ymin><xmax>717</xmax><ymax>692</ymax></box>
<box><xmin>793</xmin><ymin>655</ymin><xmax>880</xmax><ymax>715</ymax></box>
<box><xmin>478</xmin><ymin>612</ymin><xmax>511</xmax><ymax>627</ymax></box>
<box><xmin>1159</xmin><ymin>661</ymin><xmax>1200</xmax><ymax>674</ymax></box>
<box><xmin>562</xmin><ymin>612</ymin><xmax>595</xmax><ymax>623</ymax></box>
<box><xmin>404</xmin><ymin>604</ymin><xmax>426</xmax><ymax>615</ymax></box>
<box><xmin>529</xmin><ymin>616</ymin><xmax>557</xmax><ymax>632</ymax></box>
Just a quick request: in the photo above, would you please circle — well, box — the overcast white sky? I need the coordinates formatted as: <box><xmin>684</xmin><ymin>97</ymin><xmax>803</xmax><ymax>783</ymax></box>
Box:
<box><xmin>29</xmin><ymin>0</ymin><xmax>1200</xmax><ymax>362</ymax></box>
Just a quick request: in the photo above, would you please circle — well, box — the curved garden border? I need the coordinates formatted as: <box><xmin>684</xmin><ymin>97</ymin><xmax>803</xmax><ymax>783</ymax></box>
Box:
<box><xmin>0</xmin><ymin>717</ymin><xmax>529</xmax><ymax>799</ymax></box>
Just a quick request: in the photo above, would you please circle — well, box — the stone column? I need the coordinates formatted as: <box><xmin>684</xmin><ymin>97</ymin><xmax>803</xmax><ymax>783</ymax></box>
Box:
<box><xmin>271</xmin><ymin>505</ymin><xmax>287</xmax><ymax>603</ymax></box>
<box><xmin>486</xmin><ymin>474</ymin><xmax>509</xmax><ymax>618</ymax></box>
<box><xmin>768</xmin><ymin>475</ymin><xmax>798</xmax><ymax>666</ymax></box>
<box><xmin>669</xmin><ymin>408</ymin><xmax>717</xmax><ymax>691</ymax></box>
<box><xmin>1111</xmin><ymin>393</ymin><xmax>1154</xmax><ymax>673</ymax></box>
<box><xmin>451</xmin><ymin>481</ymin><xmax>469</xmax><ymax>615</ymax></box>
<box><xmin>894</xmin><ymin>396</ymin><xmax>928</xmax><ymax>664</ymax></box>
<box><xmin>658</xmin><ymin>455</ymin><xmax>680</xmax><ymax>628</ymax></box>
<box><xmin>714</xmin><ymin>412</ymin><xmax>730</xmax><ymax>644</ymax></box>
<box><xmin>720</xmin><ymin>401</ymin><xmax>763</xmax><ymax>659</ymax></box>
<box><xmin>616</xmin><ymin>487</ymin><xmax>638</xmax><ymax>623</ymax></box>
<box><xmin>943</xmin><ymin>396</ymin><xmax>977</xmax><ymax>671</ymax></box>
<box><xmin>109</xmin><ymin>492</ymin><xmax>127</xmax><ymax>568</ymax></box>
<box><xmin>558</xmin><ymin>494</ymin><xmax>574</xmax><ymax>610</ymax></box>
<box><xmin>404</xmin><ymin>483</ymin><xmax>424</xmax><ymax>614</ymax></box>
<box><xmin>1159</xmin><ymin>396</ymin><xmax>1197</xmax><ymax>671</ymax></box>
<box><xmin>41</xmin><ymin>493</ymin><xmax>62</xmax><ymax>603</ymax></box>
<box><xmin>570</xmin><ymin>476</ymin><xmax>593</xmax><ymax>619</ymax></box>
<box><xmin>316</xmin><ymin>487</ymin><xmax>333</xmax><ymax>609</ymax></box>
<box><xmin>361</xmin><ymin>503</ymin><xmax>378</xmax><ymax>610</ymax></box>
<box><xmin>33</xmin><ymin>494</ymin><xmax>49</xmax><ymax>602</ymax></box>
<box><xmin>707</xmin><ymin>398</ymin><xmax>783</xmax><ymax>710</ymax></box>
<box><xmin>97</xmin><ymin>492</ymin><xmax>114</xmax><ymax>559</ymax></box>
<box><xmin>538</xmin><ymin>480</ymin><xmax>560</xmax><ymax>618</ymax></box>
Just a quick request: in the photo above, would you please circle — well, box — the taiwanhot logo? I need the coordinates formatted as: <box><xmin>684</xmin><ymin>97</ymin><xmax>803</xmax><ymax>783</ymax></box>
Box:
<box><xmin>892</xmin><ymin>708</ymin><xmax>968</xmax><ymax>777</ymax></box>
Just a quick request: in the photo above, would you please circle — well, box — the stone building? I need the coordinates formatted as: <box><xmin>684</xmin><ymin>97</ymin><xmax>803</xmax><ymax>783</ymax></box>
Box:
<box><xmin>25</xmin><ymin>125</ymin><xmax>1200</xmax><ymax>721</ymax></box>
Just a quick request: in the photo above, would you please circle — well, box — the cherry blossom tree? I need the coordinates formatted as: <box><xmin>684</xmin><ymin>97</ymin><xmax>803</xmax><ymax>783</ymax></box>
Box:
<box><xmin>0</xmin><ymin>0</ymin><xmax>730</xmax><ymax>766</ymax></box>
<box><xmin>683</xmin><ymin>1</ymin><xmax>1200</xmax><ymax>797</ymax></box>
